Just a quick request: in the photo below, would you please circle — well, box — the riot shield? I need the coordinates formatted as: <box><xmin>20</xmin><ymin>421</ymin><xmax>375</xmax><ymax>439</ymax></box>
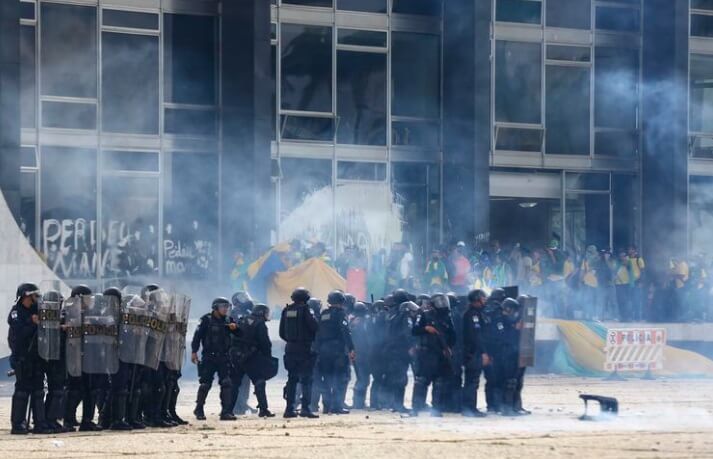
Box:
<box><xmin>118</xmin><ymin>295</ymin><xmax>150</xmax><ymax>366</ymax></box>
<box><xmin>38</xmin><ymin>291</ymin><xmax>62</xmax><ymax>361</ymax></box>
<box><xmin>82</xmin><ymin>294</ymin><xmax>120</xmax><ymax>375</ymax></box>
<box><xmin>518</xmin><ymin>296</ymin><xmax>538</xmax><ymax>368</ymax></box>
<box><xmin>144</xmin><ymin>289</ymin><xmax>171</xmax><ymax>370</ymax></box>
<box><xmin>163</xmin><ymin>293</ymin><xmax>191</xmax><ymax>371</ymax></box>
<box><xmin>63</xmin><ymin>296</ymin><xmax>84</xmax><ymax>377</ymax></box>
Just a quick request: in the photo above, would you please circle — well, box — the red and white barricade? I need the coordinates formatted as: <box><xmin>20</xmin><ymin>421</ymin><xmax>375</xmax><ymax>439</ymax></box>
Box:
<box><xmin>604</xmin><ymin>328</ymin><xmax>666</xmax><ymax>372</ymax></box>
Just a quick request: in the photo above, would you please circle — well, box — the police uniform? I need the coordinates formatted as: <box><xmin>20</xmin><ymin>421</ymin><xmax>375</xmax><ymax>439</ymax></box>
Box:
<box><xmin>348</xmin><ymin>307</ymin><xmax>372</xmax><ymax>409</ymax></box>
<box><xmin>279</xmin><ymin>298</ymin><xmax>319</xmax><ymax>418</ymax></box>
<box><xmin>191</xmin><ymin>311</ymin><xmax>236</xmax><ymax>419</ymax></box>
<box><xmin>462</xmin><ymin>303</ymin><xmax>486</xmax><ymax>416</ymax></box>
<box><xmin>315</xmin><ymin>305</ymin><xmax>354</xmax><ymax>414</ymax></box>
<box><xmin>382</xmin><ymin>305</ymin><xmax>414</xmax><ymax>412</ymax></box>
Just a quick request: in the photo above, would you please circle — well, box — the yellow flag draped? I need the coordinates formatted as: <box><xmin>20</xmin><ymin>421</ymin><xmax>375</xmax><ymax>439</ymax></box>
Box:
<box><xmin>267</xmin><ymin>257</ymin><xmax>346</xmax><ymax>306</ymax></box>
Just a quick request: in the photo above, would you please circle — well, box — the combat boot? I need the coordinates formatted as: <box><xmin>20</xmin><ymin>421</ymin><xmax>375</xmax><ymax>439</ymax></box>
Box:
<box><xmin>109</xmin><ymin>393</ymin><xmax>132</xmax><ymax>431</ymax></box>
<box><xmin>167</xmin><ymin>382</ymin><xmax>188</xmax><ymax>425</ymax></box>
<box><xmin>30</xmin><ymin>391</ymin><xmax>53</xmax><ymax>434</ymax></box>
<box><xmin>194</xmin><ymin>383</ymin><xmax>210</xmax><ymax>420</ymax></box>
<box><xmin>10</xmin><ymin>391</ymin><xmax>30</xmax><ymax>435</ymax></box>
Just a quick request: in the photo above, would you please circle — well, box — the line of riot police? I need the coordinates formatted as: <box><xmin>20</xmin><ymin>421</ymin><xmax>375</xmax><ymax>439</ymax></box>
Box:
<box><xmin>7</xmin><ymin>282</ymin><xmax>191</xmax><ymax>434</ymax></box>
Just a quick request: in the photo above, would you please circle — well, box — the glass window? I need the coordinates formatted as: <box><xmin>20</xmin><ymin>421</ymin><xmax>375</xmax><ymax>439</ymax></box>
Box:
<box><xmin>692</xmin><ymin>14</ymin><xmax>713</xmax><ymax>38</ymax></box>
<box><xmin>20</xmin><ymin>2</ymin><xmax>35</xmax><ymax>20</ymax></box>
<box><xmin>338</xmin><ymin>0</ymin><xmax>387</xmax><ymax>13</ymax></box>
<box><xmin>280</xmin><ymin>158</ymin><xmax>332</xmax><ymax>219</ymax></box>
<box><xmin>546</xmin><ymin>0</ymin><xmax>591</xmax><ymax>29</ymax></box>
<box><xmin>337</xmin><ymin>161</ymin><xmax>386</xmax><ymax>181</ymax></box>
<box><xmin>103</xmin><ymin>150</ymin><xmax>159</xmax><ymax>172</ymax></box>
<box><xmin>40</xmin><ymin>3</ymin><xmax>97</xmax><ymax>98</ymax></box>
<box><xmin>280</xmin><ymin>115</ymin><xmax>335</xmax><ymax>141</ymax></box>
<box><xmin>691</xmin><ymin>54</ymin><xmax>713</xmax><ymax>134</ymax></box>
<box><xmin>337</xmin><ymin>51</ymin><xmax>387</xmax><ymax>145</ymax></box>
<box><xmin>495</xmin><ymin>127</ymin><xmax>543</xmax><ymax>152</ymax></box>
<box><xmin>103</xmin><ymin>10</ymin><xmax>159</xmax><ymax>30</ymax></box>
<box><xmin>392</xmin><ymin>0</ymin><xmax>442</xmax><ymax>16</ymax></box>
<box><xmin>496</xmin><ymin>0</ymin><xmax>542</xmax><ymax>25</ymax></box>
<box><xmin>392</xmin><ymin>32</ymin><xmax>440</xmax><ymax>118</ymax></box>
<box><xmin>165</xmin><ymin>108</ymin><xmax>217</xmax><ymax>136</ymax></box>
<box><xmin>594</xmin><ymin>47</ymin><xmax>639</xmax><ymax>129</ymax></box>
<box><xmin>547</xmin><ymin>45</ymin><xmax>591</xmax><ymax>62</ymax></box>
<box><xmin>102</xmin><ymin>32</ymin><xmax>159</xmax><ymax>134</ymax></box>
<box><xmin>40</xmin><ymin>147</ymin><xmax>97</xmax><ymax>279</ymax></box>
<box><xmin>283</xmin><ymin>0</ymin><xmax>332</xmax><ymax>6</ymax></box>
<box><xmin>495</xmin><ymin>41</ymin><xmax>542</xmax><ymax>124</ymax></box>
<box><xmin>546</xmin><ymin>66</ymin><xmax>590</xmax><ymax>155</ymax></box>
<box><xmin>164</xmin><ymin>153</ymin><xmax>219</xmax><ymax>278</ymax></box>
<box><xmin>102</xmin><ymin>176</ymin><xmax>159</xmax><ymax>278</ymax></box>
<box><xmin>281</xmin><ymin>24</ymin><xmax>333</xmax><ymax>112</ymax></box>
<box><xmin>595</xmin><ymin>6</ymin><xmax>640</xmax><ymax>32</ymax></box>
<box><xmin>20</xmin><ymin>170</ymin><xmax>37</xmax><ymax>245</ymax></box>
<box><xmin>20</xmin><ymin>25</ymin><xmax>35</xmax><ymax>129</ymax></box>
<box><xmin>271</xmin><ymin>44</ymin><xmax>276</xmax><ymax>139</ymax></box>
<box><xmin>164</xmin><ymin>14</ymin><xmax>216</xmax><ymax>105</ymax></box>
<box><xmin>594</xmin><ymin>130</ymin><xmax>637</xmax><ymax>157</ymax></box>
<box><xmin>41</xmin><ymin>101</ymin><xmax>96</xmax><ymax>130</ymax></box>
<box><xmin>21</xmin><ymin>146</ymin><xmax>37</xmax><ymax>168</ymax></box>
<box><xmin>392</xmin><ymin>120</ymin><xmax>440</xmax><ymax>148</ymax></box>
<box><xmin>693</xmin><ymin>0</ymin><xmax>713</xmax><ymax>9</ymax></box>
<box><xmin>337</xmin><ymin>29</ymin><xmax>387</xmax><ymax>47</ymax></box>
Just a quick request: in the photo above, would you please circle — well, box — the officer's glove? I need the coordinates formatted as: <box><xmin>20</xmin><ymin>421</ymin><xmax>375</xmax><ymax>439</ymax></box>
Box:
<box><xmin>482</xmin><ymin>353</ymin><xmax>491</xmax><ymax>366</ymax></box>
<box><xmin>191</xmin><ymin>352</ymin><xmax>199</xmax><ymax>365</ymax></box>
<box><xmin>349</xmin><ymin>351</ymin><xmax>356</xmax><ymax>363</ymax></box>
<box><xmin>424</xmin><ymin>325</ymin><xmax>439</xmax><ymax>335</ymax></box>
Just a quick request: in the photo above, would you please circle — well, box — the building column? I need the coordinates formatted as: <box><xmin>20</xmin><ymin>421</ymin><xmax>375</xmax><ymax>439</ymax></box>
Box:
<box><xmin>442</xmin><ymin>0</ymin><xmax>491</xmax><ymax>245</ymax></box>
<box><xmin>0</xmin><ymin>0</ymin><xmax>20</xmax><ymax>218</ymax></box>
<box><xmin>220</xmin><ymin>0</ymin><xmax>272</xmax><ymax>270</ymax></box>
<box><xmin>641</xmin><ymin>0</ymin><xmax>689</xmax><ymax>272</ymax></box>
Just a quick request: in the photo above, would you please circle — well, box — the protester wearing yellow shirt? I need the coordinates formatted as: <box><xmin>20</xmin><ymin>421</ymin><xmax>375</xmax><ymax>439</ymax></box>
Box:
<box><xmin>627</xmin><ymin>246</ymin><xmax>645</xmax><ymax>321</ymax></box>
<box><xmin>614</xmin><ymin>251</ymin><xmax>632</xmax><ymax>320</ymax></box>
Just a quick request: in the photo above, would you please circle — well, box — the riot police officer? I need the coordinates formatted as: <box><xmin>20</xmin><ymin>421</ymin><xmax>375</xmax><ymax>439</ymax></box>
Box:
<box><xmin>8</xmin><ymin>283</ymin><xmax>52</xmax><ymax>434</ymax></box>
<box><xmin>482</xmin><ymin>288</ymin><xmax>506</xmax><ymax>413</ymax></box>
<box><xmin>461</xmin><ymin>289</ymin><xmax>489</xmax><ymax>417</ymax></box>
<box><xmin>191</xmin><ymin>297</ymin><xmax>238</xmax><ymax>421</ymax></box>
<box><xmin>368</xmin><ymin>299</ymin><xmax>388</xmax><ymax>410</ymax></box>
<box><xmin>229</xmin><ymin>304</ymin><xmax>276</xmax><ymax>418</ymax></box>
<box><xmin>500</xmin><ymin>298</ymin><xmax>524</xmax><ymax>416</ymax></box>
<box><xmin>411</xmin><ymin>293</ymin><xmax>456</xmax><ymax>417</ymax></box>
<box><xmin>279</xmin><ymin>287</ymin><xmax>319</xmax><ymax>418</ymax></box>
<box><xmin>383</xmin><ymin>300</ymin><xmax>418</xmax><ymax>413</ymax></box>
<box><xmin>514</xmin><ymin>295</ymin><xmax>531</xmax><ymax>416</ymax></box>
<box><xmin>38</xmin><ymin>289</ymin><xmax>69</xmax><ymax>432</ymax></box>
<box><xmin>230</xmin><ymin>291</ymin><xmax>256</xmax><ymax>415</ymax></box>
<box><xmin>306</xmin><ymin>297</ymin><xmax>323</xmax><ymax>413</ymax></box>
<box><xmin>349</xmin><ymin>301</ymin><xmax>371</xmax><ymax>409</ymax></box>
<box><xmin>103</xmin><ymin>287</ymin><xmax>133</xmax><ymax>431</ymax></box>
<box><xmin>315</xmin><ymin>291</ymin><xmax>355</xmax><ymax>415</ymax></box>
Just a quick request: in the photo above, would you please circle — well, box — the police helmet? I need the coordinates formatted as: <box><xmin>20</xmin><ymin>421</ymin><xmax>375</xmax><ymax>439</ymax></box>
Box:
<box><xmin>16</xmin><ymin>283</ymin><xmax>40</xmax><ymax>303</ymax></box>
<box><xmin>212</xmin><ymin>297</ymin><xmax>231</xmax><ymax>311</ymax></box>
<box><xmin>383</xmin><ymin>294</ymin><xmax>396</xmax><ymax>309</ymax></box>
<box><xmin>231</xmin><ymin>291</ymin><xmax>254</xmax><ymax>308</ymax></box>
<box><xmin>430</xmin><ymin>293</ymin><xmax>451</xmax><ymax>311</ymax></box>
<box><xmin>353</xmin><ymin>301</ymin><xmax>368</xmax><ymax>313</ymax></box>
<box><xmin>103</xmin><ymin>287</ymin><xmax>123</xmax><ymax>301</ymax></box>
<box><xmin>399</xmin><ymin>301</ymin><xmax>420</xmax><ymax>314</ymax></box>
<box><xmin>447</xmin><ymin>293</ymin><xmax>459</xmax><ymax>309</ymax></box>
<box><xmin>42</xmin><ymin>290</ymin><xmax>62</xmax><ymax>303</ymax></box>
<box><xmin>252</xmin><ymin>304</ymin><xmax>271</xmax><ymax>321</ymax></box>
<box><xmin>140</xmin><ymin>284</ymin><xmax>160</xmax><ymax>300</ymax></box>
<box><xmin>392</xmin><ymin>289</ymin><xmax>409</xmax><ymax>306</ymax></box>
<box><xmin>291</xmin><ymin>287</ymin><xmax>311</xmax><ymax>304</ymax></box>
<box><xmin>489</xmin><ymin>288</ymin><xmax>507</xmax><ymax>303</ymax></box>
<box><xmin>373</xmin><ymin>299</ymin><xmax>385</xmax><ymax>311</ymax></box>
<box><xmin>70</xmin><ymin>284</ymin><xmax>92</xmax><ymax>298</ymax></box>
<box><xmin>307</xmin><ymin>297</ymin><xmax>322</xmax><ymax>313</ymax></box>
<box><xmin>467</xmin><ymin>289</ymin><xmax>488</xmax><ymax>304</ymax></box>
<box><xmin>501</xmin><ymin>297</ymin><xmax>521</xmax><ymax>316</ymax></box>
<box><xmin>327</xmin><ymin>290</ymin><xmax>346</xmax><ymax>306</ymax></box>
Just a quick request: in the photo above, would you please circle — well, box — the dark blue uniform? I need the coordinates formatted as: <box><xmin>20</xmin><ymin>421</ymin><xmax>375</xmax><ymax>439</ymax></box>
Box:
<box><xmin>229</xmin><ymin>314</ymin><xmax>274</xmax><ymax>413</ymax></box>
<box><xmin>382</xmin><ymin>308</ymin><xmax>414</xmax><ymax>412</ymax></box>
<box><xmin>461</xmin><ymin>304</ymin><xmax>486</xmax><ymax>415</ymax></box>
<box><xmin>315</xmin><ymin>306</ymin><xmax>354</xmax><ymax>413</ymax></box>
<box><xmin>348</xmin><ymin>310</ymin><xmax>372</xmax><ymax>409</ymax></box>
<box><xmin>279</xmin><ymin>302</ymin><xmax>319</xmax><ymax>415</ymax></box>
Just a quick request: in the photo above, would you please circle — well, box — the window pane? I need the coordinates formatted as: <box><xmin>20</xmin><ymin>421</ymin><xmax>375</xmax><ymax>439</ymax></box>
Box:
<box><xmin>546</xmin><ymin>45</ymin><xmax>590</xmax><ymax>62</ymax></box>
<box><xmin>40</xmin><ymin>147</ymin><xmax>97</xmax><ymax>280</ymax></box>
<box><xmin>338</xmin><ymin>0</ymin><xmax>387</xmax><ymax>13</ymax></box>
<box><xmin>280</xmin><ymin>115</ymin><xmax>335</xmax><ymax>141</ymax></box>
<box><xmin>496</xmin><ymin>41</ymin><xmax>542</xmax><ymax>124</ymax></box>
<box><xmin>337</xmin><ymin>51</ymin><xmax>386</xmax><ymax>145</ymax></box>
<box><xmin>103</xmin><ymin>150</ymin><xmax>159</xmax><ymax>172</ymax></box>
<box><xmin>392</xmin><ymin>0</ymin><xmax>442</xmax><ymax>16</ymax></box>
<box><xmin>281</xmin><ymin>24</ymin><xmax>333</xmax><ymax>112</ymax></box>
<box><xmin>41</xmin><ymin>3</ymin><xmax>97</xmax><ymax>98</ymax></box>
<box><xmin>164</xmin><ymin>14</ymin><xmax>216</xmax><ymax>105</ymax></box>
<box><xmin>496</xmin><ymin>0</ymin><xmax>542</xmax><ymax>24</ymax></box>
<box><xmin>165</xmin><ymin>108</ymin><xmax>217</xmax><ymax>136</ymax></box>
<box><xmin>546</xmin><ymin>0</ymin><xmax>591</xmax><ymax>29</ymax></box>
<box><xmin>283</xmin><ymin>0</ymin><xmax>332</xmax><ymax>6</ymax></box>
<box><xmin>42</xmin><ymin>101</ymin><xmax>97</xmax><ymax>130</ymax></box>
<box><xmin>20</xmin><ymin>171</ymin><xmax>36</xmax><ymax>245</ymax></box>
<box><xmin>595</xmin><ymin>47</ymin><xmax>638</xmax><ymax>129</ymax></box>
<box><xmin>691</xmin><ymin>54</ymin><xmax>713</xmax><ymax>133</ymax></box>
<box><xmin>337</xmin><ymin>161</ymin><xmax>386</xmax><ymax>181</ymax></box>
<box><xmin>165</xmin><ymin>153</ymin><xmax>219</xmax><ymax>278</ymax></box>
<box><xmin>692</xmin><ymin>14</ymin><xmax>713</xmax><ymax>38</ymax></box>
<box><xmin>495</xmin><ymin>127</ymin><xmax>542</xmax><ymax>151</ymax></box>
<box><xmin>392</xmin><ymin>120</ymin><xmax>439</xmax><ymax>148</ymax></box>
<box><xmin>102</xmin><ymin>176</ymin><xmax>159</xmax><ymax>278</ymax></box>
<box><xmin>546</xmin><ymin>66</ymin><xmax>590</xmax><ymax>155</ymax></box>
<box><xmin>103</xmin><ymin>9</ymin><xmax>159</xmax><ymax>30</ymax></box>
<box><xmin>595</xmin><ymin>6</ymin><xmax>640</xmax><ymax>32</ymax></box>
<box><xmin>102</xmin><ymin>32</ymin><xmax>159</xmax><ymax>134</ymax></box>
<box><xmin>20</xmin><ymin>25</ymin><xmax>35</xmax><ymax>128</ymax></box>
<box><xmin>21</xmin><ymin>146</ymin><xmax>37</xmax><ymax>168</ymax></box>
<box><xmin>20</xmin><ymin>2</ymin><xmax>35</xmax><ymax>20</ymax></box>
<box><xmin>337</xmin><ymin>29</ymin><xmax>387</xmax><ymax>47</ymax></box>
<box><xmin>271</xmin><ymin>44</ymin><xmax>276</xmax><ymax>139</ymax></box>
<box><xmin>280</xmin><ymin>158</ymin><xmax>332</xmax><ymax>219</ymax></box>
<box><xmin>693</xmin><ymin>0</ymin><xmax>713</xmax><ymax>9</ymax></box>
<box><xmin>392</xmin><ymin>32</ymin><xmax>440</xmax><ymax>118</ymax></box>
<box><xmin>594</xmin><ymin>130</ymin><xmax>637</xmax><ymax>157</ymax></box>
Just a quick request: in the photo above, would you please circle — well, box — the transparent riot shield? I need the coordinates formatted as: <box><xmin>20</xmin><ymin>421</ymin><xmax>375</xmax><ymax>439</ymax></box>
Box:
<box><xmin>144</xmin><ymin>289</ymin><xmax>171</xmax><ymax>370</ymax></box>
<box><xmin>163</xmin><ymin>293</ymin><xmax>191</xmax><ymax>371</ymax></box>
<box><xmin>38</xmin><ymin>291</ymin><xmax>62</xmax><ymax>361</ymax></box>
<box><xmin>63</xmin><ymin>296</ymin><xmax>84</xmax><ymax>377</ymax></box>
<box><xmin>118</xmin><ymin>294</ymin><xmax>150</xmax><ymax>367</ymax></box>
<box><xmin>82</xmin><ymin>294</ymin><xmax>120</xmax><ymax>375</ymax></box>
<box><xmin>518</xmin><ymin>296</ymin><xmax>538</xmax><ymax>368</ymax></box>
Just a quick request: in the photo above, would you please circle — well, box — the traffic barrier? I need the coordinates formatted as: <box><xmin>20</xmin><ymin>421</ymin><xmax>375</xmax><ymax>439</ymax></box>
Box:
<box><xmin>604</xmin><ymin>327</ymin><xmax>666</xmax><ymax>373</ymax></box>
